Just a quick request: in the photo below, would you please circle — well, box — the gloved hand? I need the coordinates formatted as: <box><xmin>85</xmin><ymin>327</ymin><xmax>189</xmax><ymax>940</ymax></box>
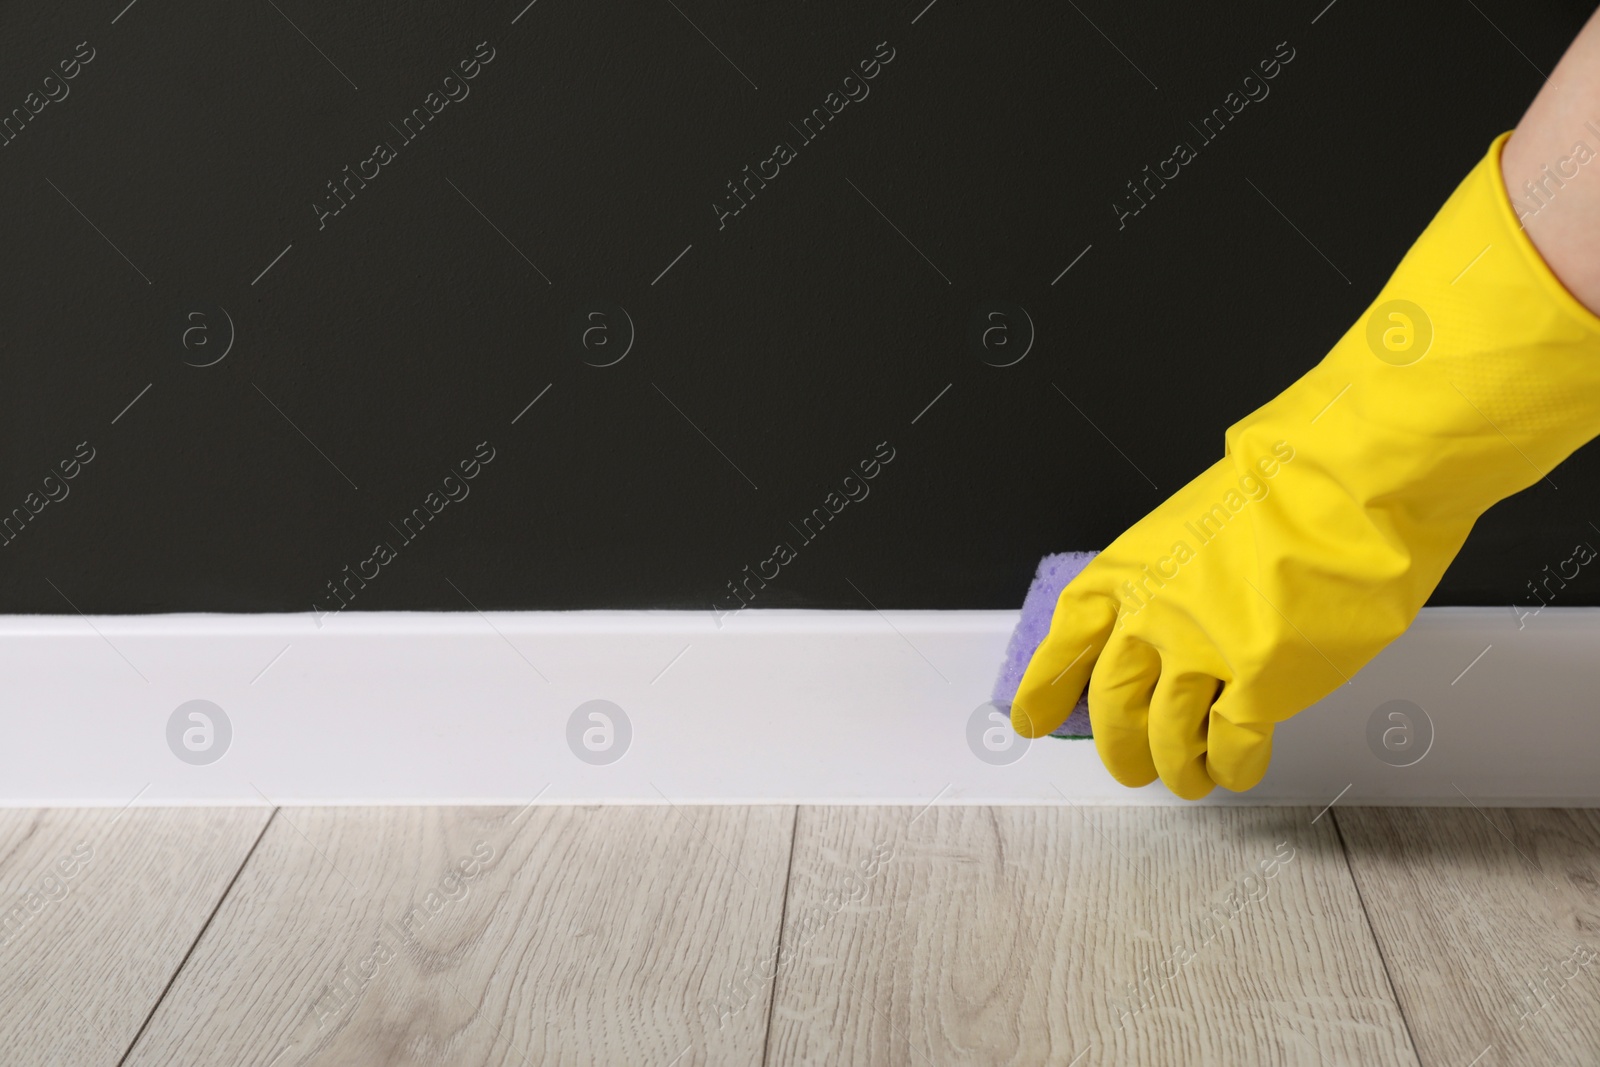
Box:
<box><xmin>1012</xmin><ymin>133</ymin><xmax>1600</xmax><ymax>798</ymax></box>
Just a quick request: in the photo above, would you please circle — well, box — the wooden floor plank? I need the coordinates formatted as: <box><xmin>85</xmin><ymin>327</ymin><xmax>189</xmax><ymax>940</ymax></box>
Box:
<box><xmin>763</xmin><ymin>805</ymin><xmax>1417</xmax><ymax>1067</ymax></box>
<box><xmin>121</xmin><ymin>804</ymin><xmax>795</xmax><ymax>1066</ymax></box>
<box><xmin>0</xmin><ymin>806</ymin><xmax>273</xmax><ymax>1066</ymax></box>
<box><xmin>1336</xmin><ymin>807</ymin><xmax>1600</xmax><ymax>1067</ymax></box>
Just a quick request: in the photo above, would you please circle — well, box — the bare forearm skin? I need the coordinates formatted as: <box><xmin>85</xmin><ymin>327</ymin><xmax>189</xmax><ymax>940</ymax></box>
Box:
<box><xmin>1503</xmin><ymin>5</ymin><xmax>1600</xmax><ymax>315</ymax></box>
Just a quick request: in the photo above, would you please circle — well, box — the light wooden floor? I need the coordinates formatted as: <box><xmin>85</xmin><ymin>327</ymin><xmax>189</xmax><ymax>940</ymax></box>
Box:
<box><xmin>2</xmin><ymin>805</ymin><xmax>1597</xmax><ymax>1066</ymax></box>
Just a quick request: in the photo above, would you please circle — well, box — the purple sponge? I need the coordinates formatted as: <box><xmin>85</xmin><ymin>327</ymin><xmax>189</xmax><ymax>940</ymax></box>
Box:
<box><xmin>992</xmin><ymin>552</ymin><xmax>1098</xmax><ymax>738</ymax></box>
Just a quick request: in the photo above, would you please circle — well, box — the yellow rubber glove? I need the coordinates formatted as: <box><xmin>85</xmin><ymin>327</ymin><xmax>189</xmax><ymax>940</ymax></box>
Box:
<box><xmin>1012</xmin><ymin>133</ymin><xmax>1600</xmax><ymax>799</ymax></box>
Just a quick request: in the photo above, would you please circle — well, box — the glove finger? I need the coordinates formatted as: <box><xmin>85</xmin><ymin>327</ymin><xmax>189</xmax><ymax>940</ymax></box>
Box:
<box><xmin>1206</xmin><ymin>714</ymin><xmax>1275</xmax><ymax>793</ymax></box>
<box><xmin>1087</xmin><ymin>634</ymin><xmax>1162</xmax><ymax>789</ymax></box>
<box><xmin>1148</xmin><ymin>665</ymin><xmax>1221</xmax><ymax>801</ymax></box>
<box><xmin>1011</xmin><ymin>592</ymin><xmax>1116</xmax><ymax>739</ymax></box>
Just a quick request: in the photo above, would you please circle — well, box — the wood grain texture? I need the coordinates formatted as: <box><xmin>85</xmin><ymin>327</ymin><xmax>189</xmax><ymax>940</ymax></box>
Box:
<box><xmin>121</xmin><ymin>804</ymin><xmax>795</xmax><ymax>1067</ymax></box>
<box><xmin>0</xmin><ymin>806</ymin><xmax>272</xmax><ymax>1067</ymax></box>
<box><xmin>1337</xmin><ymin>807</ymin><xmax>1600</xmax><ymax>1067</ymax></box>
<box><xmin>763</xmin><ymin>805</ymin><xmax>1417</xmax><ymax>1067</ymax></box>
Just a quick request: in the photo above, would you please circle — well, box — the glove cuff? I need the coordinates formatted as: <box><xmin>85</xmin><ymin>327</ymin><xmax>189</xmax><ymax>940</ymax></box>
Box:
<box><xmin>1227</xmin><ymin>132</ymin><xmax>1600</xmax><ymax>526</ymax></box>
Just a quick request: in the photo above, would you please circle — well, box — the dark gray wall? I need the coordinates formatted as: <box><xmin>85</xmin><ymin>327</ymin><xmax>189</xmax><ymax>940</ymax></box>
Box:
<box><xmin>0</xmin><ymin>0</ymin><xmax>1593</xmax><ymax>614</ymax></box>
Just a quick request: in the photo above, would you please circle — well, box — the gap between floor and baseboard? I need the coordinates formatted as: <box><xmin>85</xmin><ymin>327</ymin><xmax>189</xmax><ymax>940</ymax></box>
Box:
<box><xmin>1</xmin><ymin>607</ymin><xmax>1596</xmax><ymax>806</ymax></box>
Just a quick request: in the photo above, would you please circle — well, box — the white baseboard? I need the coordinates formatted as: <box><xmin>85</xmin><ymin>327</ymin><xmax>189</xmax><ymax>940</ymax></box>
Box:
<box><xmin>1</xmin><ymin>606</ymin><xmax>1594</xmax><ymax>807</ymax></box>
